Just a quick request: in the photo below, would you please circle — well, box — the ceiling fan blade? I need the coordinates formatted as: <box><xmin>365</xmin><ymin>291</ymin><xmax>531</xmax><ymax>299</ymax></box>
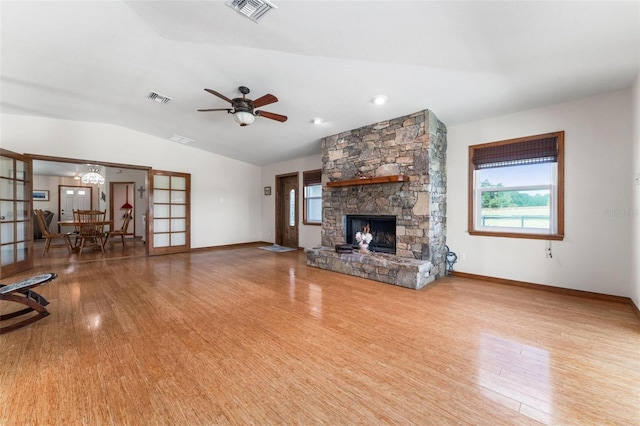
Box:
<box><xmin>256</xmin><ymin>110</ymin><xmax>288</xmax><ymax>122</ymax></box>
<box><xmin>252</xmin><ymin>94</ymin><xmax>278</xmax><ymax>108</ymax></box>
<box><xmin>197</xmin><ymin>108</ymin><xmax>232</xmax><ymax>112</ymax></box>
<box><xmin>204</xmin><ymin>88</ymin><xmax>233</xmax><ymax>104</ymax></box>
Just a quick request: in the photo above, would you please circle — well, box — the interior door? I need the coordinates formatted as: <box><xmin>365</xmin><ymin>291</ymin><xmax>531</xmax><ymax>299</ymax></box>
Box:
<box><xmin>59</xmin><ymin>185</ymin><xmax>92</xmax><ymax>233</ymax></box>
<box><xmin>276</xmin><ymin>173</ymin><xmax>298</xmax><ymax>249</ymax></box>
<box><xmin>148</xmin><ymin>170</ymin><xmax>190</xmax><ymax>256</ymax></box>
<box><xmin>0</xmin><ymin>149</ymin><xmax>33</xmax><ymax>279</ymax></box>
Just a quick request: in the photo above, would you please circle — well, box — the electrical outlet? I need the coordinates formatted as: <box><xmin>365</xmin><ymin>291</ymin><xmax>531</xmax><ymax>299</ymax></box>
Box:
<box><xmin>460</xmin><ymin>252</ymin><xmax>466</xmax><ymax>261</ymax></box>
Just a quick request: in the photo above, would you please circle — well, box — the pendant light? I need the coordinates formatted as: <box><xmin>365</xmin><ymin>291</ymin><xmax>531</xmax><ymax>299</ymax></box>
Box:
<box><xmin>81</xmin><ymin>166</ymin><xmax>105</xmax><ymax>185</ymax></box>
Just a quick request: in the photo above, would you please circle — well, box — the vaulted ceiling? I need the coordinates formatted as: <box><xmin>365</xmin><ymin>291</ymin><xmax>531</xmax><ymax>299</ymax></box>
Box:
<box><xmin>2</xmin><ymin>1</ymin><xmax>639</xmax><ymax>166</ymax></box>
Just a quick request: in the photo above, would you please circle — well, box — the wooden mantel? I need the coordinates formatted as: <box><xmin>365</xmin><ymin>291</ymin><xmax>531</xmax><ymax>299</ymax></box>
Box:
<box><xmin>326</xmin><ymin>175</ymin><xmax>410</xmax><ymax>188</ymax></box>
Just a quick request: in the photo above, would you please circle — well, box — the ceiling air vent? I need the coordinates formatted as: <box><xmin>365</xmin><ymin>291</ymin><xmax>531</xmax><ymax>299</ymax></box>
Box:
<box><xmin>169</xmin><ymin>134</ymin><xmax>194</xmax><ymax>145</ymax></box>
<box><xmin>226</xmin><ymin>0</ymin><xmax>277</xmax><ymax>22</ymax></box>
<box><xmin>147</xmin><ymin>91</ymin><xmax>172</xmax><ymax>104</ymax></box>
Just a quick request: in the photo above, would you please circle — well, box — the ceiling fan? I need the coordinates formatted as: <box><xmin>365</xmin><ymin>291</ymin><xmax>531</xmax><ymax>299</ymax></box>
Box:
<box><xmin>198</xmin><ymin>86</ymin><xmax>288</xmax><ymax>126</ymax></box>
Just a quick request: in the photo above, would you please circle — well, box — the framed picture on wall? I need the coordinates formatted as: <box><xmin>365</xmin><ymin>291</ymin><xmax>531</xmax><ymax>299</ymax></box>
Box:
<box><xmin>33</xmin><ymin>190</ymin><xmax>49</xmax><ymax>201</ymax></box>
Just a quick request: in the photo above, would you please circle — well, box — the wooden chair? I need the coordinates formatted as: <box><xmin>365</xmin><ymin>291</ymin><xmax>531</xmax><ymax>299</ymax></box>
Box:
<box><xmin>34</xmin><ymin>209</ymin><xmax>72</xmax><ymax>255</ymax></box>
<box><xmin>1</xmin><ymin>273</ymin><xmax>57</xmax><ymax>334</ymax></box>
<box><xmin>76</xmin><ymin>210</ymin><xmax>106</xmax><ymax>254</ymax></box>
<box><xmin>71</xmin><ymin>209</ymin><xmax>82</xmax><ymax>248</ymax></box>
<box><xmin>105</xmin><ymin>209</ymin><xmax>132</xmax><ymax>249</ymax></box>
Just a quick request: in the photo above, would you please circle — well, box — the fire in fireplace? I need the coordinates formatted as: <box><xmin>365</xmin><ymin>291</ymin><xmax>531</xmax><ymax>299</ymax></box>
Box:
<box><xmin>346</xmin><ymin>215</ymin><xmax>396</xmax><ymax>254</ymax></box>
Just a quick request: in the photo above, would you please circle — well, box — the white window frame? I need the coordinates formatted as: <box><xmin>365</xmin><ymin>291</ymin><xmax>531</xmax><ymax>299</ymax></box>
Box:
<box><xmin>473</xmin><ymin>168</ymin><xmax>557</xmax><ymax>236</ymax></box>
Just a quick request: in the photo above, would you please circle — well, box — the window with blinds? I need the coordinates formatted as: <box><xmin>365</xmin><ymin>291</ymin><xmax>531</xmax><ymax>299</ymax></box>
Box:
<box><xmin>303</xmin><ymin>169</ymin><xmax>322</xmax><ymax>225</ymax></box>
<box><xmin>468</xmin><ymin>131</ymin><xmax>564</xmax><ymax>240</ymax></box>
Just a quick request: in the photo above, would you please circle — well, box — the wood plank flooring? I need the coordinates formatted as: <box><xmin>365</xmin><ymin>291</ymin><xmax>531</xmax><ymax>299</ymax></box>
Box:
<box><xmin>1</xmin><ymin>247</ymin><xmax>639</xmax><ymax>425</ymax></box>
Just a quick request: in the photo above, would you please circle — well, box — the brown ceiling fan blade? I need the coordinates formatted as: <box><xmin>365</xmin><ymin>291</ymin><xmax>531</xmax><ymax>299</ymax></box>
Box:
<box><xmin>256</xmin><ymin>110</ymin><xmax>288</xmax><ymax>122</ymax></box>
<box><xmin>204</xmin><ymin>88</ymin><xmax>233</xmax><ymax>104</ymax></box>
<box><xmin>251</xmin><ymin>94</ymin><xmax>278</xmax><ymax>108</ymax></box>
<box><xmin>197</xmin><ymin>108</ymin><xmax>232</xmax><ymax>112</ymax></box>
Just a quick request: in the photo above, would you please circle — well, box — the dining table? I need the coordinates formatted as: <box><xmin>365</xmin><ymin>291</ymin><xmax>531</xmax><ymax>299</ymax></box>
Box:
<box><xmin>58</xmin><ymin>219</ymin><xmax>114</xmax><ymax>251</ymax></box>
<box><xmin>58</xmin><ymin>220</ymin><xmax>114</xmax><ymax>228</ymax></box>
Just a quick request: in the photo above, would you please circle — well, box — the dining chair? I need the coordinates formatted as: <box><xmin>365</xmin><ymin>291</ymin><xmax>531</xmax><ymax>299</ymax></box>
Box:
<box><xmin>34</xmin><ymin>209</ymin><xmax>72</xmax><ymax>255</ymax></box>
<box><xmin>70</xmin><ymin>209</ymin><xmax>82</xmax><ymax>248</ymax></box>
<box><xmin>76</xmin><ymin>210</ymin><xmax>106</xmax><ymax>254</ymax></box>
<box><xmin>105</xmin><ymin>209</ymin><xmax>132</xmax><ymax>249</ymax></box>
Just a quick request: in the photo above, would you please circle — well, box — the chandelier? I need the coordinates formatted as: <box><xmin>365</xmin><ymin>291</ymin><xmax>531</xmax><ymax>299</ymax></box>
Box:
<box><xmin>81</xmin><ymin>166</ymin><xmax>105</xmax><ymax>185</ymax></box>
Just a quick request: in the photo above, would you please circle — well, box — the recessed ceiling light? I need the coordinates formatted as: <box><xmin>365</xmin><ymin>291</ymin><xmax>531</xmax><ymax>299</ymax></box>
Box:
<box><xmin>373</xmin><ymin>95</ymin><xmax>388</xmax><ymax>105</ymax></box>
<box><xmin>312</xmin><ymin>117</ymin><xmax>323</xmax><ymax>125</ymax></box>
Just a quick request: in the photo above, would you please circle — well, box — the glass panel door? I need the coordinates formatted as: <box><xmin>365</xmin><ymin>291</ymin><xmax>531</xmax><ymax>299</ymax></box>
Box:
<box><xmin>0</xmin><ymin>149</ymin><xmax>33</xmax><ymax>278</ymax></box>
<box><xmin>149</xmin><ymin>170</ymin><xmax>190</xmax><ymax>256</ymax></box>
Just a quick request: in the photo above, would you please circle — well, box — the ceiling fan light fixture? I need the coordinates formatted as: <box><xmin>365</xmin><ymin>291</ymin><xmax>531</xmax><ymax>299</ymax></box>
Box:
<box><xmin>233</xmin><ymin>111</ymin><xmax>256</xmax><ymax>126</ymax></box>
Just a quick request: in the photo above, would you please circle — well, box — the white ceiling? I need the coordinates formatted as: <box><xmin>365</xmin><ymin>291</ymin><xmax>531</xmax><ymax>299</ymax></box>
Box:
<box><xmin>2</xmin><ymin>1</ymin><xmax>639</xmax><ymax>166</ymax></box>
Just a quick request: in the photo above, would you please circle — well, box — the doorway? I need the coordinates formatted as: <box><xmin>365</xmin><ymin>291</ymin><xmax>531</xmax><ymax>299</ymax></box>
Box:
<box><xmin>109</xmin><ymin>182</ymin><xmax>135</xmax><ymax>237</ymax></box>
<box><xmin>275</xmin><ymin>173</ymin><xmax>299</xmax><ymax>249</ymax></box>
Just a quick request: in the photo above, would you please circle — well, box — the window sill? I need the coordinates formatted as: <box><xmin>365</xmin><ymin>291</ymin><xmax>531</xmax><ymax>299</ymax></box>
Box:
<box><xmin>469</xmin><ymin>230</ymin><xmax>564</xmax><ymax>241</ymax></box>
<box><xmin>303</xmin><ymin>221</ymin><xmax>321</xmax><ymax>226</ymax></box>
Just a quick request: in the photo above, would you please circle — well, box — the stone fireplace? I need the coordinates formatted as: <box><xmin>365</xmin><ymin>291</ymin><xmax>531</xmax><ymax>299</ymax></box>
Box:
<box><xmin>306</xmin><ymin>109</ymin><xmax>447</xmax><ymax>289</ymax></box>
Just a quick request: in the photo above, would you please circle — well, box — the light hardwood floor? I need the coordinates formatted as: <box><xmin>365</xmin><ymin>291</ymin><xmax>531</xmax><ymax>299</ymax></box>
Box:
<box><xmin>1</xmin><ymin>247</ymin><xmax>639</xmax><ymax>425</ymax></box>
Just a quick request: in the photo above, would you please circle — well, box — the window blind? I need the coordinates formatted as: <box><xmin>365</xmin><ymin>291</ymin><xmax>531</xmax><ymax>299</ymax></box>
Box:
<box><xmin>472</xmin><ymin>137</ymin><xmax>558</xmax><ymax>170</ymax></box>
<box><xmin>303</xmin><ymin>169</ymin><xmax>322</xmax><ymax>186</ymax></box>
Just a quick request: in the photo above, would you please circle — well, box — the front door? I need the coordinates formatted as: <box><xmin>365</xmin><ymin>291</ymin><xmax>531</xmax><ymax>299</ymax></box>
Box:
<box><xmin>276</xmin><ymin>173</ymin><xmax>298</xmax><ymax>249</ymax></box>
<box><xmin>59</xmin><ymin>185</ymin><xmax>92</xmax><ymax>233</ymax></box>
<box><xmin>0</xmin><ymin>149</ymin><xmax>33</xmax><ymax>278</ymax></box>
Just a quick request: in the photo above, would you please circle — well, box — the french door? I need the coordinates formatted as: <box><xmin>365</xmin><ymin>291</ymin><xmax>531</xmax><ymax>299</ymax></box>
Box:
<box><xmin>148</xmin><ymin>170</ymin><xmax>190</xmax><ymax>256</ymax></box>
<box><xmin>0</xmin><ymin>149</ymin><xmax>33</xmax><ymax>278</ymax></box>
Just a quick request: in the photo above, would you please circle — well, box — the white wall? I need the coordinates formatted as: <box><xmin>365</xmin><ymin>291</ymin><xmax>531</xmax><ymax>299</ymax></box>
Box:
<box><xmin>261</xmin><ymin>154</ymin><xmax>322</xmax><ymax>249</ymax></box>
<box><xmin>2</xmin><ymin>114</ymin><xmax>263</xmax><ymax>248</ymax></box>
<box><xmin>32</xmin><ymin>175</ymin><xmax>63</xmax><ymax>215</ymax></box>
<box><xmin>447</xmin><ymin>89</ymin><xmax>634</xmax><ymax>297</ymax></box>
<box><xmin>631</xmin><ymin>73</ymin><xmax>640</xmax><ymax>308</ymax></box>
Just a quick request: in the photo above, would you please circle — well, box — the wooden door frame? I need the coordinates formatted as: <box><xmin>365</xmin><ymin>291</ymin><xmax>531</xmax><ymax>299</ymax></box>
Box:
<box><xmin>26</xmin><ymin>153</ymin><xmax>150</xmax><ymax>257</ymax></box>
<box><xmin>275</xmin><ymin>172</ymin><xmax>299</xmax><ymax>247</ymax></box>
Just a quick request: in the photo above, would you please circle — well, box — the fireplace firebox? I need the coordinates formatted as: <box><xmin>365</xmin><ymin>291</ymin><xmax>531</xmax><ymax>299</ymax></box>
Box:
<box><xmin>346</xmin><ymin>215</ymin><xmax>396</xmax><ymax>254</ymax></box>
